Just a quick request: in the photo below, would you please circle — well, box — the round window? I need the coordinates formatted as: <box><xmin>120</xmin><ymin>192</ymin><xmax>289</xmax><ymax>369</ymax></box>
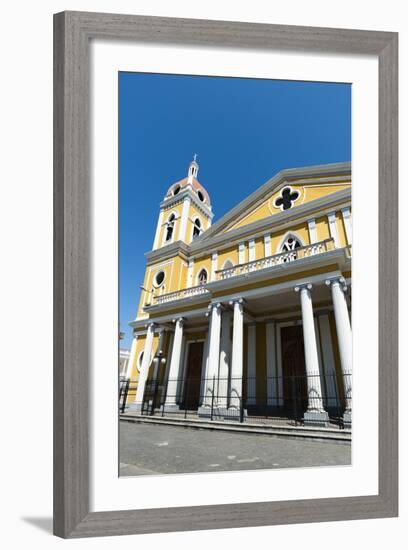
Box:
<box><xmin>173</xmin><ymin>185</ymin><xmax>180</xmax><ymax>196</ymax></box>
<box><xmin>154</xmin><ymin>271</ymin><xmax>165</xmax><ymax>287</ymax></box>
<box><xmin>197</xmin><ymin>190</ymin><xmax>205</xmax><ymax>202</ymax></box>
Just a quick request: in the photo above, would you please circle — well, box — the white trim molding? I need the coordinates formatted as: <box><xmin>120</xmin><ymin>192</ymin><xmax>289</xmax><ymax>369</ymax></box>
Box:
<box><xmin>238</xmin><ymin>242</ymin><xmax>246</xmax><ymax>264</ymax></box>
<box><xmin>341</xmin><ymin>207</ymin><xmax>352</xmax><ymax>244</ymax></box>
<box><xmin>327</xmin><ymin>211</ymin><xmax>340</xmax><ymax>248</ymax></box>
<box><xmin>307</xmin><ymin>218</ymin><xmax>317</xmax><ymax>244</ymax></box>
<box><xmin>263</xmin><ymin>233</ymin><xmax>271</xmax><ymax>257</ymax></box>
<box><xmin>248</xmin><ymin>239</ymin><xmax>256</xmax><ymax>262</ymax></box>
<box><xmin>211</xmin><ymin>252</ymin><xmax>218</xmax><ymax>282</ymax></box>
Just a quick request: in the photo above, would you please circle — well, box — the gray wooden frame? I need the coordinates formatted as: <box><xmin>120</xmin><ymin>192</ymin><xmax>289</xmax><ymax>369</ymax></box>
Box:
<box><xmin>54</xmin><ymin>11</ymin><xmax>398</xmax><ymax>538</ymax></box>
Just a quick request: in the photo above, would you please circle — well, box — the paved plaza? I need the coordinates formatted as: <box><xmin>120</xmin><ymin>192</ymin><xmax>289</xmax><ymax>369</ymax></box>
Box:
<box><xmin>119</xmin><ymin>420</ymin><xmax>351</xmax><ymax>476</ymax></box>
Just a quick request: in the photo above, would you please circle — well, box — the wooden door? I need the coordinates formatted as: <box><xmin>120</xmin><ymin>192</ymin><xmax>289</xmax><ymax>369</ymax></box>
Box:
<box><xmin>183</xmin><ymin>342</ymin><xmax>204</xmax><ymax>410</ymax></box>
<box><xmin>281</xmin><ymin>325</ymin><xmax>308</xmax><ymax>413</ymax></box>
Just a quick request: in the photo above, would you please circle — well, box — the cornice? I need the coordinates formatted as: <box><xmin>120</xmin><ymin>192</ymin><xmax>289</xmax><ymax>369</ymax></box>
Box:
<box><xmin>160</xmin><ymin>187</ymin><xmax>214</xmax><ymax>219</ymax></box>
<box><xmin>193</xmin><ymin>161</ymin><xmax>351</xmax><ymax>243</ymax></box>
<box><xmin>190</xmin><ymin>188</ymin><xmax>351</xmax><ymax>255</ymax></box>
<box><xmin>144</xmin><ymin>187</ymin><xmax>351</xmax><ymax>264</ymax></box>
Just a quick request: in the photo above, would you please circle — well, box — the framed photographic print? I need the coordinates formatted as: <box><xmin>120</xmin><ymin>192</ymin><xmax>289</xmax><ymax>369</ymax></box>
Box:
<box><xmin>54</xmin><ymin>11</ymin><xmax>398</xmax><ymax>538</ymax></box>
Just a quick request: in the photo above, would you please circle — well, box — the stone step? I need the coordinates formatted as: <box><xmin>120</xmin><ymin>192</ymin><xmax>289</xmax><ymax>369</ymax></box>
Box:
<box><xmin>120</xmin><ymin>413</ymin><xmax>351</xmax><ymax>443</ymax></box>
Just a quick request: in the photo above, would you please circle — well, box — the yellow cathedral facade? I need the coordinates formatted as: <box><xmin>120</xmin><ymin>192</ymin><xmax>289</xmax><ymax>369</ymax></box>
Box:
<box><xmin>123</xmin><ymin>157</ymin><xmax>352</xmax><ymax>428</ymax></box>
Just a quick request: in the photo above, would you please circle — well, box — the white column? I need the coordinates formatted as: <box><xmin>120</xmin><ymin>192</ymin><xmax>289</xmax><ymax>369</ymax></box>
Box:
<box><xmin>341</xmin><ymin>207</ymin><xmax>352</xmax><ymax>245</ymax></box>
<box><xmin>294</xmin><ymin>284</ymin><xmax>327</xmax><ymax>420</ymax></box>
<box><xmin>199</xmin><ymin>331</ymin><xmax>210</xmax><ymax>405</ymax></box>
<box><xmin>326</xmin><ymin>277</ymin><xmax>352</xmax><ymax>415</ymax></box>
<box><xmin>327</xmin><ymin>211</ymin><xmax>340</xmax><ymax>248</ymax></box>
<box><xmin>248</xmin><ymin>239</ymin><xmax>255</xmax><ymax>262</ymax></box>
<box><xmin>152</xmin><ymin>209</ymin><xmax>164</xmax><ymax>250</ymax></box>
<box><xmin>134</xmin><ymin>323</ymin><xmax>155</xmax><ymax>407</ymax></box>
<box><xmin>229</xmin><ymin>299</ymin><xmax>244</xmax><ymax>410</ymax></box>
<box><xmin>202</xmin><ymin>303</ymin><xmax>222</xmax><ymax>406</ymax></box>
<box><xmin>238</xmin><ymin>242</ymin><xmax>245</xmax><ymax>264</ymax></box>
<box><xmin>317</xmin><ymin>314</ymin><xmax>339</xmax><ymax>408</ymax></box>
<box><xmin>307</xmin><ymin>218</ymin><xmax>317</xmax><ymax>244</ymax></box>
<box><xmin>246</xmin><ymin>323</ymin><xmax>257</xmax><ymax>405</ymax></box>
<box><xmin>187</xmin><ymin>259</ymin><xmax>194</xmax><ymax>288</ymax></box>
<box><xmin>266</xmin><ymin>320</ymin><xmax>280</xmax><ymax>406</ymax></box>
<box><xmin>263</xmin><ymin>234</ymin><xmax>271</xmax><ymax>257</ymax></box>
<box><xmin>161</xmin><ymin>331</ymin><xmax>174</xmax><ymax>404</ymax></box>
<box><xmin>125</xmin><ymin>333</ymin><xmax>138</xmax><ymax>379</ymax></box>
<box><xmin>164</xmin><ymin>318</ymin><xmax>185</xmax><ymax>407</ymax></box>
<box><xmin>218</xmin><ymin>310</ymin><xmax>232</xmax><ymax>408</ymax></box>
<box><xmin>211</xmin><ymin>252</ymin><xmax>218</xmax><ymax>282</ymax></box>
<box><xmin>178</xmin><ymin>196</ymin><xmax>191</xmax><ymax>242</ymax></box>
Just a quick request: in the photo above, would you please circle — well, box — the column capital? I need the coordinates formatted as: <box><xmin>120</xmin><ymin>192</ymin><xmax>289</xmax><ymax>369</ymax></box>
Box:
<box><xmin>145</xmin><ymin>321</ymin><xmax>156</xmax><ymax>330</ymax></box>
<box><xmin>229</xmin><ymin>297</ymin><xmax>245</xmax><ymax>307</ymax></box>
<box><xmin>325</xmin><ymin>276</ymin><xmax>347</xmax><ymax>291</ymax></box>
<box><xmin>294</xmin><ymin>282</ymin><xmax>313</xmax><ymax>293</ymax></box>
<box><xmin>172</xmin><ymin>317</ymin><xmax>185</xmax><ymax>326</ymax></box>
<box><xmin>206</xmin><ymin>302</ymin><xmax>223</xmax><ymax>316</ymax></box>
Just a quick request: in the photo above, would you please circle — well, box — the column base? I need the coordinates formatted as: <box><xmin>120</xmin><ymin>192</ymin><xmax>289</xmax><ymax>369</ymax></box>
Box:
<box><xmin>303</xmin><ymin>409</ymin><xmax>330</xmax><ymax>427</ymax></box>
<box><xmin>197</xmin><ymin>405</ymin><xmax>247</xmax><ymax>421</ymax></box>
<box><xmin>127</xmin><ymin>402</ymin><xmax>143</xmax><ymax>412</ymax></box>
<box><xmin>162</xmin><ymin>404</ymin><xmax>182</xmax><ymax>414</ymax></box>
<box><xmin>197</xmin><ymin>405</ymin><xmax>213</xmax><ymax>419</ymax></box>
<box><xmin>343</xmin><ymin>410</ymin><xmax>352</xmax><ymax>429</ymax></box>
<box><xmin>224</xmin><ymin>407</ymin><xmax>247</xmax><ymax>421</ymax></box>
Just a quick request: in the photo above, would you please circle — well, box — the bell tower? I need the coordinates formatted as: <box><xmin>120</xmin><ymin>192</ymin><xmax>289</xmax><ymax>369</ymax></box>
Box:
<box><xmin>152</xmin><ymin>156</ymin><xmax>214</xmax><ymax>250</ymax></box>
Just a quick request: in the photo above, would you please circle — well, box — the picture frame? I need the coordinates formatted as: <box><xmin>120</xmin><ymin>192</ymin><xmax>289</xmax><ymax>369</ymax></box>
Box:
<box><xmin>53</xmin><ymin>10</ymin><xmax>398</xmax><ymax>538</ymax></box>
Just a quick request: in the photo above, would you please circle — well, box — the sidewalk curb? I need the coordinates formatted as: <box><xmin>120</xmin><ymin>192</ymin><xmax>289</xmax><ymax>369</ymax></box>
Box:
<box><xmin>120</xmin><ymin>414</ymin><xmax>351</xmax><ymax>443</ymax></box>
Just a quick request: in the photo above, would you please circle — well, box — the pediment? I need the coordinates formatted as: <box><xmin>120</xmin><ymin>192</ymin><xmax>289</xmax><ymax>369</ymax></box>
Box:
<box><xmin>196</xmin><ymin>162</ymin><xmax>351</xmax><ymax>242</ymax></box>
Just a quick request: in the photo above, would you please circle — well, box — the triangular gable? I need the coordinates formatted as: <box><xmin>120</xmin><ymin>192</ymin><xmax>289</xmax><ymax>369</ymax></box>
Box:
<box><xmin>196</xmin><ymin>162</ymin><xmax>351</xmax><ymax>242</ymax></box>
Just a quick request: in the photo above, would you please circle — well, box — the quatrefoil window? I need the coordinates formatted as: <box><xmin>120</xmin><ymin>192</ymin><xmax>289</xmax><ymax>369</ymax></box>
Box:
<box><xmin>274</xmin><ymin>186</ymin><xmax>300</xmax><ymax>211</ymax></box>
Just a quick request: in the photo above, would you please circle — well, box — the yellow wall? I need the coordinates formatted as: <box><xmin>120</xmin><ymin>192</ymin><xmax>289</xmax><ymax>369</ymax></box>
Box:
<box><xmin>137</xmin><ymin>256</ymin><xmax>187</xmax><ymax>316</ymax></box>
<box><xmin>254</xmin><ymin>237</ymin><xmax>264</xmax><ymax>260</ymax></box>
<box><xmin>315</xmin><ymin>216</ymin><xmax>331</xmax><ymax>242</ymax></box>
<box><xmin>218</xmin><ymin>245</ymin><xmax>239</xmax><ymax>269</ymax></box>
<box><xmin>158</xmin><ymin>203</ymin><xmax>184</xmax><ymax>245</ymax></box>
<box><xmin>270</xmin><ymin>222</ymin><xmax>310</xmax><ymax>255</ymax></box>
<box><xmin>336</xmin><ymin>211</ymin><xmax>348</xmax><ymax>247</ymax></box>
<box><xmin>193</xmin><ymin>255</ymin><xmax>212</xmax><ymax>284</ymax></box>
<box><xmin>228</xmin><ymin>181</ymin><xmax>351</xmax><ymax>231</ymax></box>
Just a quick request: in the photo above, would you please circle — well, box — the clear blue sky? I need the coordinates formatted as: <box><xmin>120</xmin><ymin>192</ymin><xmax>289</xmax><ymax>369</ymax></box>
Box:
<box><xmin>119</xmin><ymin>72</ymin><xmax>351</xmax><ymax>349</ymax></box>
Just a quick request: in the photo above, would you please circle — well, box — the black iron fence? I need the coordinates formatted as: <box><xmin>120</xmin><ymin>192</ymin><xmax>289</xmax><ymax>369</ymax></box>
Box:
<box><xmin>119</xmin><ymin>372</ymin><xmax>351</xmax><ymax>429</ymax></box>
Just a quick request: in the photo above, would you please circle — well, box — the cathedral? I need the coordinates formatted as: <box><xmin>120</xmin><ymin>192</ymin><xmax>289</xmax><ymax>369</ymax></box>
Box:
<box><xmin>123</xmin><ymin>157</ymin><xmax>352</xmax><ymax>428</ymax></box>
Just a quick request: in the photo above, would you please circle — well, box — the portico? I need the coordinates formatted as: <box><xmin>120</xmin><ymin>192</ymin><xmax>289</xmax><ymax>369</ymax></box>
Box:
<box><xmin>126</xmin><ymin>161</ymin><xmax>353</xmax><ymax>429</ymax></box>
<box><xmin>131</xmin><ymin>261</ymin><xmax>351</xmax><ymax>427</ymax></box>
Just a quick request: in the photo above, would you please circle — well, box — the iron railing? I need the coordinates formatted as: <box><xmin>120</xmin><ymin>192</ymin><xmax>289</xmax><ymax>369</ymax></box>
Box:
<box><xmin>119</xmin><ymin>372</ymin><xmax>351</xmax><ymax>429</ymax></box>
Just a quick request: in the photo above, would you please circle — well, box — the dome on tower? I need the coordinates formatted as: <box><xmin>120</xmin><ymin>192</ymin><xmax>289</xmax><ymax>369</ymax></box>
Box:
<box><xmin>164</xmin><ymin>156</ymin><xmax>211</xmax><ymax>208</ymax></box>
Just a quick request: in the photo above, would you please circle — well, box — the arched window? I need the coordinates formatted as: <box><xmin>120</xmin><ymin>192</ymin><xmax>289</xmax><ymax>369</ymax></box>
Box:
<box><xmin>192</xmin><ymin>218</ymin><xmax>201</xmax><ymax>239</ymax></box>
<box><xmin>197</xmin><ymin>268</ymin><xmax>208</xmax><ymax>285</ymax></box>
<box><xmin>165</xmin><ymin>213</ymin><xmax>176</xmax><ymax>242</ymax></box>
<box><xmin>279</xmin><ymin>234</ymin><xmax>302</xmax><ymax>262</ymax></box>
